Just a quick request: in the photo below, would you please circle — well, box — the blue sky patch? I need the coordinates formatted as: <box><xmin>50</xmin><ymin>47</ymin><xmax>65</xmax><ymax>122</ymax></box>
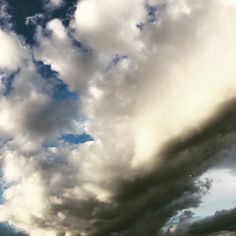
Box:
<box><xmin>60</xmin><ymin>133</ymin><xmax>94</xmax><ymax>144</ymax></box>
<box><xmin>35</xmin><ymin>60</ymin><xmax>78</xmax><ymax>101</ymax></box>
<box><xmin>71</xmin><ymin>38</ymin><xmax>92</xmax><ymax>55</ymax></box>
<box><xmin>0</xmin><ymin>223</ymin><xmax>27</xmax><ymax>236</ymax></box>
<box><xmin>137</xmin><ymin>3</ymin><xmax>167</xmax><ymax>29</ymax></box>
<box><xmin>8</xmin><ymin>0</ymin><xmax>43</xmax><ymax>44</ymax></box>
<box><xmin>0</xmin><ymin>70</ymin><xmax>19</xmax><ymax>96</ymax></box>
<box><xmin>7</xmin><ymin>0</ymin><xmax>77</xmax><ymax>45</ymax></box>
<box><xmin>146</xmin><ymin>3</ymin><xmax>158</xmax><ymax>23</ymax></box>
<box><xmin>106</xmin><ymin>54</ymin><xmax>128</xmax><ymax>71</ymax></box>
<box><xmin>0</xmin><ymin>1</ymin><xmax>12</xmax><ymax>29</ymax></box>
<box><xmin>112</xmin><ymin>54</ymin><xmax>128</xmax><ymax>65</ymax></box>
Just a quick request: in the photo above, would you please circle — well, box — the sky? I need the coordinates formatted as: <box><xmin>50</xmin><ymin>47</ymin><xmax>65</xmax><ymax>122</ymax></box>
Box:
<box><xmin>0</xmin><ymin>0</ymin><xmax>236</xmax><ymax>235</ymax></box>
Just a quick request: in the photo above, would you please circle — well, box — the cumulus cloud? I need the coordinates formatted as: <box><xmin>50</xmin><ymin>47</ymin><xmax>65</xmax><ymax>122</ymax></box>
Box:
<box><xmin>34</xmin><ymin>18</ymin><xmax>99</xmax><ymax>90</ymax></box>
<box><xmin>0</xmin><ymin>0</ymin><xmax>236</xmax><ymax>236</ymax></box>
<box><xmin>0</xmin><ymin>29</ymin><xmax>25</xmax><ymax>70</ymax></box>
<box><xmin>71</xmin><ymin>0</ymin><xmax>146</xmax><ymax>56</ymax></box>
<box><xmin>0</xmin><ymin>28</ymin><xmax>79</xmax><ymax>152</ymax></box>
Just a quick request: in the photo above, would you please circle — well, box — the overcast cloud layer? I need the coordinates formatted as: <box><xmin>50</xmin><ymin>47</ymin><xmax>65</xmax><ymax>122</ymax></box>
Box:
<box><xmin>0</xmin><ymin>0</ymin><xmax>236</xmax><ymax>235</ymax></box>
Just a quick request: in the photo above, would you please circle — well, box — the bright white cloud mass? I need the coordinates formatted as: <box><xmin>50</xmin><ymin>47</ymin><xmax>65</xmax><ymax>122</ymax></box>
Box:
<box><xmin>0</xmin><ymin>0</ymin><xmax>236</xmax><ymax>235</ymax></box>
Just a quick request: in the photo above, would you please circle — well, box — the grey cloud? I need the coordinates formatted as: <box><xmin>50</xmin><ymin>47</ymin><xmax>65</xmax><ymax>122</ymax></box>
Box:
<box><xmin>31</xmin><ymin>98</ymin><xmax>236</xmax><ymax>236</ymax></box>
<box><xmin>171</xmin><ymin>207</ymin><xmax>236</xmax><ymax>236</ymax></box>
<box><xmin>1</xmin><ymin>1</ymin><xmax>236</xmax><ymax>236</ymax></box>
<box><xmin>23</xmin><ymin>99</ymin><xmax>79</xmax><ymax>137</ymax></box>
<box><xmin>88</xmin><ymin>99</ymin><xmax>236</xmax><ymax>235</ymax></box>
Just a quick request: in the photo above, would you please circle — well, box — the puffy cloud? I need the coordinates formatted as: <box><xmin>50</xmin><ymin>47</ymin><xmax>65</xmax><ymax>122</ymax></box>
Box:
<box><xmin>71</xmin><ymin>0</ymin><xmax>146</xmax><ymax>56</ymax></box>
<box><xmin>1</xmin><ymin>0</ymin><xmax>236</xmax><ymax>236</ymax></box>
<box><xmin>0</xmin><ymin>29</ymin><xmax>25</xmax><ymax>70</ymax></box>
<box><xmin>0</xmin><ymin>29</ymin><xmax>79</xmax><ymax>152</ymax></box>
<box><xmin>34</xmin><ymin>18</ymin><xmax>100</xmax><ymax>90</ymax></box>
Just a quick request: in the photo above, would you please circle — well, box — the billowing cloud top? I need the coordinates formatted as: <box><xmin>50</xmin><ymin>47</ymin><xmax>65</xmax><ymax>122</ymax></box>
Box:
<box><xmin>0</xmin><ymin>0</ymin><xmax>236</xmax><ymax>235</ymax></box>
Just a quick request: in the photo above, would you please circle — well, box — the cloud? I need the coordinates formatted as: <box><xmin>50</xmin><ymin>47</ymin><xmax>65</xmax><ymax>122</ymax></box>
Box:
<box><xmin>71</xmin><ymin>0</ymin><xmax>146</xmax><ymax>56</ymax></box>
<box><xmin>0</xmin><ymin>0</ymin><xmax>236</xmax><ymax>236</ymax></box>
<box><xmin>34</xmin><ymin>18</ymin><xmax>99</xmax><ymax>90</ymax></box>
<box><xmin>0</xmin><ymin>29</ymin><xmax>25</xmax><ymax>70</ymax></box>
<box><xmin>25</xmin><ymin>14</ymin><xmax>44</xmax><ymax>26</ymax></box>
<box><xmin>170</xmin><ymin>207</ymin><xmax>236</xmax><ymax>236</ymax></box>
<box><xmin>45</xmin><ymin>0</ymin><xmax>64</xmax><ymax>9</ymax></box>
<box><xmin>0</xmin><ymin>31</ymin><xmax>80</xmax><ymax>152</ymax></box>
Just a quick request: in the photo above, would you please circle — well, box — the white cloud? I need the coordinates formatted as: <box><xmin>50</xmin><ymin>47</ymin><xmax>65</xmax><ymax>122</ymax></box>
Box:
<box><xmin>34</xmin><ymin>19</ymin><xmax>101</xmax><ymax>90</ymax></box>
<box><xmin>1</xmin><ymin>0</ymin><xmax>236</xmax><ymax>236</ymax></box>
<box><xmin>45</xmin><ymin>0</ymin><xmax>64</xmax><ymax>9</ymax></box>
<box><xmin>71</xmin><ymin>0</ymin><xmax>146</xmax><ymax>56</ymax></box>
<box><xmin>0</xmin><ymin>29</ymin><xmax>25</xmax><ymax>70</ymax></box>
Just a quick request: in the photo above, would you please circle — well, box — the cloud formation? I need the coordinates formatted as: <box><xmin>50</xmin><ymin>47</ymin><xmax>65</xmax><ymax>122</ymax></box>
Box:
<box><xmin>170</xmin><ymin>207</ymin><xmax>236</xmax><ymax>236</ymax></box>
<box><xmin>0</xmin><ymin>0</ymin><xmax>236</xmax><ymax>236</ymax></box>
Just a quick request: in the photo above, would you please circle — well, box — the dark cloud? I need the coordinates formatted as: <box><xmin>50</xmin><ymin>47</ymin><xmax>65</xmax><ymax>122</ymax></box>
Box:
<box><xmin>89</xmin><ymin>99</ymin><xmax>236</xmax><ymax>235</ymax></box>
<box><xmin>23</xmin><ymin>99</ymin><xmax>79</xmax><ymax>137</ymax></box>
<box><xmin>29</xmin><ymin>98</ymin><xmax>236</xmax><ymax>236</ymax></box>
<box><xmin>19</xmin><ymin>97</ymin><xmax>236</xmax><ymax>236</ymax></box>
<box><xmin>171</xmin><ymin>207</ymin><xmax>236</xmax><ymax>236</ymax></box>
